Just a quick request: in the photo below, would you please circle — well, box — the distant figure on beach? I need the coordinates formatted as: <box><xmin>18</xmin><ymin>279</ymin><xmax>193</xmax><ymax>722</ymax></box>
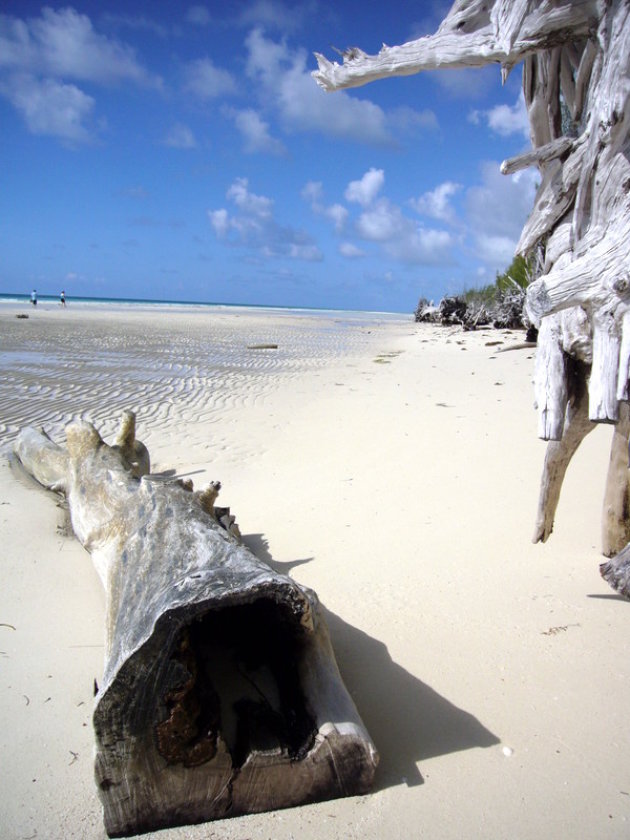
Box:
<box><xmin>60</xmin><ymin>290</ymin><xmax>66</xmax><ymax>307</ymax></box>
<box><xmin>30</xmin><ymin>289</ymin><xmax>37</xmax><ymax>306</ymax></box>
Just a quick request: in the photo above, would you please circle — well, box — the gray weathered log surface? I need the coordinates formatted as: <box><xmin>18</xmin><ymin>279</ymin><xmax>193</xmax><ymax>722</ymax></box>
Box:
<box><xmin>602</xmin><ymin>401</ymin><xmax>630</xmax><ymax>557</ymax></box>
<box><xmin>532</xmin><ymin>355</ymin><xmax>593</xmax><ymax>544</ymax></box>
<box><xmin>601</xmin><ymin>545</ymin><xmax>630</xmax><ymax>599</ymax></box>
<box><xmin>313</xmin><ymin>0</ymin><xmax>630</xmax><ymax>590</ymax></box>
<box><xmin>13</xmin><ymin>415</ymin><xmax>378</xmax><ymax>836</ymax></box>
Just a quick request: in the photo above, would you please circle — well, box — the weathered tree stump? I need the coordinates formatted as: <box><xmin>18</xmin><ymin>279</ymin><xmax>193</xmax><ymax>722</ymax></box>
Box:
<box><xmin>13</xmin><ymin>413</ymin><xmax>378</xmax><ymax>836</ymax></box>
<box><xmin>313</xmin><ymin>0</ymin><xmax>630</xmax><ymax>596</ymax></box>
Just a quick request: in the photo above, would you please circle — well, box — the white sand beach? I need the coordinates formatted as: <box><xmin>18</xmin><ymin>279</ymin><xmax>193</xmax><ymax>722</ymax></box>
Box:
<box><xmin>1</xmin><ymin>301</ymin><xmax>629</xmax><ymax>839</ymax></box>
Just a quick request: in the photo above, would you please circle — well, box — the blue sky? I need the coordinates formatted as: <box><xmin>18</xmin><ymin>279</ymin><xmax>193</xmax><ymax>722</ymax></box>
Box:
<box><xmin>0</xmin><ymin>1</ymin><xmax>537</xmax><ymax>312</ymax></box>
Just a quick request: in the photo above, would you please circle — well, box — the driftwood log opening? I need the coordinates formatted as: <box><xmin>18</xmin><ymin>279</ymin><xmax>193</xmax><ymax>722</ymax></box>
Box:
<box><xmin>13</xmin><ymin>412</ymin><xmax>378</xmax><ymax>837</ymax></box>
<box><xmin>313</xmin><ymin>0</ymin><xmax>630</xmax><ymax>596</ymax></box>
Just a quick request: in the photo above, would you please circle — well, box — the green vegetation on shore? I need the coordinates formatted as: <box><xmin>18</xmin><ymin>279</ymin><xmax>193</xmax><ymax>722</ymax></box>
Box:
<box><xmin>415</xmin><ymin>254</ymin><xmax>536</xmax><ymax>333</ymax></box>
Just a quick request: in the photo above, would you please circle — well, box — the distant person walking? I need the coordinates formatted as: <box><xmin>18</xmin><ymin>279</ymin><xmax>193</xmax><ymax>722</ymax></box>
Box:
<box><xmin>60</xmin><ymin>290</ymin><xmax>66</xmax><ymax>307</ymax></box>
<box><xmin>30</xmin><ymin>289</ymin><xmax>37</xmax><ymax>306</ymax></box>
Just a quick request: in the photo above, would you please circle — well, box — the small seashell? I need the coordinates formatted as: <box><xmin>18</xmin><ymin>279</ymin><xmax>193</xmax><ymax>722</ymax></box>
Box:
<box><xmin>502</xmin><ymin>745</ymin><xmax>514</xmax><ymax>757</ymax></box>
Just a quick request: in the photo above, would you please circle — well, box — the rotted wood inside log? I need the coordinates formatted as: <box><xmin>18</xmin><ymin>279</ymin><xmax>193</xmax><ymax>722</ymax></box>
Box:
<box><xmin>154</xmin><ymin>601</ymin><xmax>316</xmax><ymax>770</ymax></box>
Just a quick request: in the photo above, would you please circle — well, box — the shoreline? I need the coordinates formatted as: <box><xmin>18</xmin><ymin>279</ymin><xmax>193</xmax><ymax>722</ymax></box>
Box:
<box><xmin>0</xmin><ymin>295</ymin><xmax>411</xmax><ymax>320</ymax></box>
<box><xmin>1</xmin><ymin>305</ymin><xmax>629</xmax><ymax>839</ymax></box>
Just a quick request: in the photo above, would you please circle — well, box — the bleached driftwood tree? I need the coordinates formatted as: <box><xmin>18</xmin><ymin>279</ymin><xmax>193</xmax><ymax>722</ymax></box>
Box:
<box><xmin>314</xmin><ymin>0</ymin><xmax>630</xmax><ymax>595</ymax></box>
<box><xmin>14</xmin><ymin>413</ymin><xmax>378</xmax><ymax>836</ymax></box>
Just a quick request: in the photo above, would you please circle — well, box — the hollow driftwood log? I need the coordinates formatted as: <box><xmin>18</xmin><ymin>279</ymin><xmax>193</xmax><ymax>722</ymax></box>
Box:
<box><xmin>13</xmin><ymin>413</ymin><xmax>378</xmax><ymax>837</ymax></box>
<box><xmin>313</xmin><ymin>0</ymin><xmax>630</xmax><ymax>595</ymax></box>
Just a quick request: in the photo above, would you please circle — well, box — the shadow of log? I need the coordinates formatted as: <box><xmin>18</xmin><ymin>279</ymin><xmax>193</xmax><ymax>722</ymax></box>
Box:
<box><xmin>242</xmin><ymin>533</ymin><xmax>314</xmax><ymax>577</ymax></box>
<box><xmin>243</xmin><ymin>534</ymin><xmax>499</xmax><ymax>789</ymax></box>
<box><xmin>323</xmin><ymin>608</ymin><xmax>500</xmax><ymax>789</ymax></box>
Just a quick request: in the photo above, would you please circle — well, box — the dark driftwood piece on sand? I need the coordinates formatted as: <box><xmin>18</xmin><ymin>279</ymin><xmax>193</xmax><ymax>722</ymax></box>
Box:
<box><xmin>13</xmin><ymin>412</ymin><xmax>378</xmax><ymax>837</ymax></box>
<box><xmin>313</xmin><ymin>0</ymin><xmax>630</xmax><ymax>596</ymax></box>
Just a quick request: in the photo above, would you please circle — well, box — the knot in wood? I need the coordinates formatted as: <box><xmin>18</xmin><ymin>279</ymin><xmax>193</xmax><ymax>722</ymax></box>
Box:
<box><xmin>611</xmin><ymin>275</ymin><xmax>630</xmax><ymax>296</ymax></box>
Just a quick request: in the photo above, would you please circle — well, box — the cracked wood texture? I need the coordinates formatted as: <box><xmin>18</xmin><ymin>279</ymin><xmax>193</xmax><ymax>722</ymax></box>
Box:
<box><xmin>13</xmin><ymin>414</ymin><xmax>378</xmax><ymax>837</ymax></box>
<box><xmin>314</xmin><ymin>0</ymin><xmax>630</xmax><ymax>592</ymax></box>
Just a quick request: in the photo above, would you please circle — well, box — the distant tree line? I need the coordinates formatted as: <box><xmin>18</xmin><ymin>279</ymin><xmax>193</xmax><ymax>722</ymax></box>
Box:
<box><xmin>414</xmin><ymin>254</ymin><xmax>537</xmax><ymax>339</ymax></box>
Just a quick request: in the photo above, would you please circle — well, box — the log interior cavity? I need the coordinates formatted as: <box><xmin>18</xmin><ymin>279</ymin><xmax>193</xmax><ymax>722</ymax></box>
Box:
<box><xmin>155</xmin><ymin>599</ymin><xmax>316</xmax><ymax>771</ymax></box>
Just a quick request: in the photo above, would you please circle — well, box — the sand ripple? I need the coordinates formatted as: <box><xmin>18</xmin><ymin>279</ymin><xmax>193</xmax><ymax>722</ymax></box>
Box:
<box><xmin>0</xmin><ymin>306</ymin><xmax>406</xmax><ymax>459</ymax></box>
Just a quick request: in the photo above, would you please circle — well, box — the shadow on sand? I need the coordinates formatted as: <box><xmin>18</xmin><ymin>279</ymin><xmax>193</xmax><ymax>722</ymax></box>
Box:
<box><xmin>243</xmin><ymin>533</ymin><xmax>500</xmax><ymax>790</ymax></box>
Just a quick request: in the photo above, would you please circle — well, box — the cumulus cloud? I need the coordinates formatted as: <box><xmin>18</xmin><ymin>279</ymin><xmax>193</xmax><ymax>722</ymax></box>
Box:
<box><xmin>466</xmin><ymin>161</ymin><xmax>537</xmax><ymax>241</ymax></box>
<box><xmin>209</xmin><ymin>177</ymin><xmax>322</xmax><ymax>261</ymax></box>
<box><xmin>355</xmin><ymin>196</ymin><xmax>455</xmax><ymax>264</ymax></box>
<box><xmin>475</xmin><ymin>233</ymin><xmax>520</xmax><ymax>266</ymax></box>
<box><xmin>429</xmin><ymin>65</ymin><xmax>498</xmax><ymax>99</ymax></box>
<box><xmin>356</xmin><ymin>199</ymin><xmax>402</xmax><ymax>241</ymax></box>
<box><xmin>2</xmin><ymin>74</ymin><xmax>95</xmax><ymax>143</ymax></box>
<box><xmin>0</xmin><ymin>7</ymin><xmax>160</xmax><ymax>87</ymax></box>
<box><xmin>390</xmin><ymin>104</ymin><xmax>438</xmax><ymax>133</ymax></box>
<box><xmin>209</xmin><ymin>207</ymin><xmax>229</xmax><ymax>237</ymax></box>
<box><xmin>227</xmin><ymin>107</ymin><xmax>286</xmax><ymax>155</ymax></box>
<box><xmin>227</xmin><ymin>177</ymin><xmax>273</xmax><ymax>218</ymax></box>
<box><xmin>184</xmin><ymin>57</ymin><xmax>237</xmax><ymax>99</ymax></box>
<box><xmin>302</xmin><ymin>181</ymin><xmax>348</xmax><ymax>231</ymax></box>
<box><xmin>0</xmin><ymin>7</ymin><xmax>160</xmax><ymax>142</ymax></box>
<box><xmin>344</xmin><ymin>168</ymin><xmax>385</xmax><ymax>207</ymax></box>
<box><xmin>339</xmin><ymin>242</ymin><xmax>365</xmax><ymax>258</ymax></box>
<box><xmin>164</xmin><ymin>122</ymin><xmax>197</xmax><ymax>148</ymax></box>
<box><xmin>469</xmin><ymin>92</ymin><xmax>529</xmax><ymax>139</ymax></box>
<box><xmin>411</xmin><ymin>180</ymin><xmax>461</xmax><ymax>222</ymax></box>
<box><xmin>301</xmin><ymin>181</ymin><xmax>323</xmax><ymax>205</ymax></box>
<box><xmin>465</xmin><ymin>161</ymin><xmax>537</xmax><ymax>271</ymax></box>
<box><xmin>244</xmin><ymin>29</ymin><xmax>397</xmax><ymax>146</ymax></box>
<box><xmin>325</xmin><ymin>203</ymin><xmax>348</xmax><ymax>231</ymax></box>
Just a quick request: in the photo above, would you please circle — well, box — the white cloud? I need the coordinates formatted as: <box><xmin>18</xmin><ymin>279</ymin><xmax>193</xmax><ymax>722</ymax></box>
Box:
<box><xmin>356</xmin><ymin>198</ymin><xmax>402</xmax><ymax>241</ymax></box>
<box><xmin>411</xmin><ymin>181</ymin><xmax>461</xmax><ymax>222</ymax></box>
<box><xmin>228</xmin><ymin>107</ymin><xmax>285</xmax><ymax>155</ymax></box>
<box><xmin>355</xmin><ymin>196</ymin><xmax>455</xmax><ymax>264</ymax></box>
<box><xmin>164</xmin><ymin>122</ymin><xmax>196</xmax><ymax>148</ymax></box>
<box><xmin>469</xmin><ymin>92</ymin><xmax>529</xmax><ymax>139</ymax></box>
<box><xmin>325</xmin><ymin>203</ymin><xmax>348</xmax><ymax>231</ymax></box>
<box><xmin>345</xmin><ymin>168</ymin><xmax>385</xmax><ymax>207</ymax></box>
<box><xmin>465</xmin><ymin>160</ymin><xmax>537</xmax><ymax>271</ymax></box>
<box><xmin>475</xmin><ymin>234</ymin><xmax>519</xmax><ymax>266</ymax></box>
<box><xmin>184</xmin><ymin>57</ymin><xmax>237</xmax><ymax>99</ymax></box>
<box><xmin>0</xmin><ymin>7</ymin><xmax>160</xmax><ymax>87</ymax></box>
<box><xmin>209</xmin><ymin>177</ymin><xmax>322</xmax><ymax>262</ymax></box>
<box><xmin>302</xmin><ymin>181</ymin><xmax>348</xmax><ymax>231</ymax></box>
<box><xmin>339</xmin><ymin>242</ymin><xmax>365</xmax><ymax>258</ymax></box>
<box><xmin>389</xmin><ymin>104</ymin><xmax>438</xmax><ymax>133</ymax></box>
<box><xmin>466</xmin><ymin>161</ymin><xmax>537</xmax><ymax>240</ymax></box>
<box><xmin>289</xmin><ymin>243</ymin><xmax>322</xmax><ymax>260</ymax></box>
<box><xmin>209</xmin><ymin>208</ymin><xmax>229</xmax><ymax>237</ymax></box>
<box><xmin>429</xmin><ymin>65</ymin><xmax>498</xmax><ymax>99</ymax></box>
<box><xmin>3</xmin><ymin>74</ymin><xmax>95</xmax><ymax>143</ymax></box>
<box><xmin>227</xmin><ymin>177</ymin><xmax>273</xmax><ymax>218</ymax></box>
<box><xmin>301</xmin><ymin>181</ymin><xmax>322</xmax><ymax>204</ymax></box>
<box><xmin>244</xmin><ymin>29</ymin><xmax>395</xmax><ymax>146</ymax></box>
<box><xmin>387</xmin><ymin>226</ymin><xmax>454</xmax><ymax>264</ymax></box>
<box><xmin>0</xmin><ymin>7</ymin><xmax>160</xmax><ymax>141</ymax></box>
